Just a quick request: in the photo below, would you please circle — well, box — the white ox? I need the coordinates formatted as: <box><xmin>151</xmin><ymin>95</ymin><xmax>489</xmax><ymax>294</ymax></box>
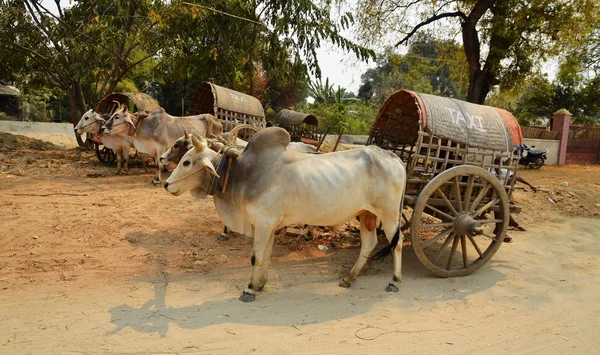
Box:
<box><xmin>102</xmin><ymin>106</ymin><xmax>223</xmax><ymax>185</ymax></box>
<box><xmin>74</xmin><ymin>109</ymin><xmax>134</xmax><ymax>174</ymax></box>
<box><xmin>159</xmin><ymin>132</ymin><xmax>318</xmax><ymax>241</ymax></box>
<box><xmin>164</xmin><ymin>127</ymin><xmax>406</xmax><ymax>302</ymax></box>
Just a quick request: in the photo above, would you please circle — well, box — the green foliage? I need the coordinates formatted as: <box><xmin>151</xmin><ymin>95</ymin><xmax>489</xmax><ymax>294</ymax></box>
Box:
<box><xmin>356</xmin><ymin>0</ymin><xmax>600</xmax><ymax>103</ymax></box>
<box><xmin>358</xmin><ymin>34</ymin><xmax>469</xmax><ymax>105</ymax></box>
<box><xmin>509</xmin><ymin>59</ymin><xmax>600</xmax><ymax>126</ymax></box>
<box><xmin>308</xmin><ymin>77</ymin><xmax>350</xmax><ymax>104</ymax></box>
<box><xmin>301</xmin><ymin>92</ymin><xmax>378</xmax><ymax>135</ymax></box>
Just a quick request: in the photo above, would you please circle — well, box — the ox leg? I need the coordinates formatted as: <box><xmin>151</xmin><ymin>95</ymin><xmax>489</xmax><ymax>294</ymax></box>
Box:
<box><xmin>152</xmin><ymin>151</ymin><xmax>162</xmax><ymax>186</ymax></box>
<box><xmin>257</xmin><ymin>232</ymin><xmax>275</xmax><ymax>291</ymax></box>
<box><xmin>240</xmin><ymin>223</ymin><xmax>274</xmax><ymax>302</ymax></box>
<box><xmin>115</xmin><ymin>150</ymin><xmax>123</xmax><ymax>175</ymax></box>
<box><xmin>382</xmin><ymin>217</ymin><xmax>403</xmax><ymax>292</ymax></box>
<box><xmin>339</xmin><ymin>211</ymin><xmax>378</xmax><ymax>288</ymax></box>
<box><xmin>218</xmin><ymin>226</ymin><xmax>230</xmax><ymax>241</ymax></box>
<box><xmin>139</xmin><ymin>152</ymin><xmax>149</xmax><ymax>173</ymax></box>
<box><xmin>123</xmin><ymin>150</ymin><xmax>130</xmax><ymax>174</ymax></box>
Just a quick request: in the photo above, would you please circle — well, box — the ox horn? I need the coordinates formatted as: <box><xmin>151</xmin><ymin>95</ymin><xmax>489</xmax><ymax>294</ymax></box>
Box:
<box><xmin>191</xmin><ymin>135</ymin><xmax>206</xmax><ymax>152</ymax></box>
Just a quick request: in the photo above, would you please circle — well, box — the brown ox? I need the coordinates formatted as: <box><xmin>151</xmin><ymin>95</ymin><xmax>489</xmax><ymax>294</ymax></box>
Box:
<box><xmin>102</xmin><ymin>106</ymin><xmax>223</xmax><ymax>185</ymax></box>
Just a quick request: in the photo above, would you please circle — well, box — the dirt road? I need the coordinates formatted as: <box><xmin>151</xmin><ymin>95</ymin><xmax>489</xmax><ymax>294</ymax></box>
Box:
<box><xmin>1</xmin><ymin>132</ymin><xmax>599</xmax><ymax>354</ymax></box>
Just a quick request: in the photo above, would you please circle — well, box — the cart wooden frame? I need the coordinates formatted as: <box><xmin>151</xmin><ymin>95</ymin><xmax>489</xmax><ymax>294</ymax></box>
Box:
<box><xmin>187</xmin><ymin>82</ymin><xmax>266</xmax><ymax>141</ymax></box>
<box><xmin>368</xmin><ymin>90</ymin><xmax>524</xmax><ymax>277</ymax></box>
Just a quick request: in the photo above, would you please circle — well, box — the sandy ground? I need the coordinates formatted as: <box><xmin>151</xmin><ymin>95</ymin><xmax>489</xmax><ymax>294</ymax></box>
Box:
<box><xmin>0</xmin><ymin>132</ymin><xmax>599</xmax><ymax>354</ymax></box>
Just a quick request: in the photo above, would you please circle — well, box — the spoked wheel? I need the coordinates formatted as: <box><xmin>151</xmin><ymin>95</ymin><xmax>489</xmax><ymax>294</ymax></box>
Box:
<box><xmin>411</xmin><ymin>165</ymin><xmax>509</xmax><ymax>277</ymax></box>
<box><xmin>95</xmin><ymin>142</ymin><xmax>116</xmax><ymax>164</ymax></box>
<box><xmin>531</xmin><ymin>157</ymin><xmax>544</xmax><ymax>169</ymax></box>
<box><xmin>76</xmin><ymin>133</ymin><xmax>96</xmax><ymax>150</ymax></box>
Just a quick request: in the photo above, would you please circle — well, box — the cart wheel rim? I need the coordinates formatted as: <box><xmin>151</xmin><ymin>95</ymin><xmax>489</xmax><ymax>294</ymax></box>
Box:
<box><xmin>410</xmin><ymin>165</ymin><xmax>510</xmax><ymax>277</ymax></box>
<box><xmin>228</xmin><ymin>124</ymin><xmax>259</xmax><ymax>144</ymax></box>
<box><xmin>95</xmin><ymin>143</ymin><xmax>116</xmax><ymax>164</ymax></box>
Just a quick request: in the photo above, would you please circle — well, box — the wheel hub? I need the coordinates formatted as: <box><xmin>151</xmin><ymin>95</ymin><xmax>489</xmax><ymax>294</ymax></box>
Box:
<box><xmin>453</xmin><ymin>213</ymin><xmax>483</xmax><ymax>237</ymax></box>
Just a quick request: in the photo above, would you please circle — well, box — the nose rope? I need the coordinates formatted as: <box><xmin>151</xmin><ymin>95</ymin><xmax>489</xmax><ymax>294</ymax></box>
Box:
<box><xmin>77</xmin><ymin>120</ymin><xmax>101</xmax><ymax>132</ymax></box>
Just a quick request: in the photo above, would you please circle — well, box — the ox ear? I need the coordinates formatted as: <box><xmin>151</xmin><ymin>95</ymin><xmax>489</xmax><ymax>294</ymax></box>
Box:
<box><xmin>191</xmin><ymin>135</ymin><xmax>207</xmax><ymax>152</ymax></box>
<box><xmin>201</xmin><ymin>156</ymin><xmax>219</xmax><ymax>177</ymax></box>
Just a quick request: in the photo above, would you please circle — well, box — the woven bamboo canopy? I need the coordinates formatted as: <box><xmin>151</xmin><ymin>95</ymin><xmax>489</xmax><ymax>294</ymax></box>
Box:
<box><xmin>371</xmin><ymin>90</ymin><xmax>523</xmax><ymax>152</ymax></box>
<box><xmin>95</xmin><ymin>92</ymin><xmax>160</xmax><ymax>114</ymax></box>
<box><xmin>276</xmin><ymin>109</ymin><xmax>318</xmax><ymax>127</ymax></box>
<box><xmin>187</xmin><ymin>82</ymin><xmax>265</xmax><ymax>131</ymax></box>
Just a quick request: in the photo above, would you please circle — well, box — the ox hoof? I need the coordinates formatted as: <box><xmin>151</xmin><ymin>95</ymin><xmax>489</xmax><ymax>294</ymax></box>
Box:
<box><xmin>385</xmin><ymin>283</ymin><xmax>399</xmax><ymax>293</ymax></box>
<box><xmin>217</xmin><ymin>234</ymin><xmax>230</xmax><ymax>242</ymax></box>
<box><xmin>256</xmin><ymin>285</ymin><xmax>264</xmax><ymax>292</ymax></box>
<box><xmin>339</xmin><ymin>279</ymin><xmax>351</xmax><ymax>288</ymax></box>
<box><xmin>152</xmin><ymin>180</ymin><xmax>161</xmax><ymax>187</ymax></box>
<box><xmin>239</xmin><ymin>291</ymin><xmax>256</xmax><ymax>302</ymax></box>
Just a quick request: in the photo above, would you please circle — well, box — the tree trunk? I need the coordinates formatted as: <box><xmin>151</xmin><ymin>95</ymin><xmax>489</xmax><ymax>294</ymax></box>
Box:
<box><xmin>68</xmin><ymin>83</ymin><xmax>90</xmax><ymax>148</ymax></box>
<box><xmin>67</xmin><ymin>87</ymin><xmax>79</xmax><ymax>126</ymax></box>
<box><xmin>467</xmin><ymin>69</ymin><xmax>491</xmax><ymax>104</ymax></box>
<box><xmin>462</xmin><ymin>0</ymin><xmax>497</xmax><ymax>104</ymax></box>
<box><xmin>74</xmin><ymin>81</ymin><xmax>87</xmax><ymax>114</ymax></box>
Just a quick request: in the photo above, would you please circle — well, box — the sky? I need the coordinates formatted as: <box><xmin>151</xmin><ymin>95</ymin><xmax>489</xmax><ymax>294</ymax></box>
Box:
<box><xmin>314</xmin><ymin>44</ymin><xmax>374</xmax><ymax>94</ymax></box>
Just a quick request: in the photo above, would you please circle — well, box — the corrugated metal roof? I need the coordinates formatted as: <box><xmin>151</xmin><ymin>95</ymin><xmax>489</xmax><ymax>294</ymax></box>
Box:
<box><xmin>276</xmin><ymin>109</ymin><xmax>318</xmax><ymax>126</ymax></box>
<box><xmin>374</xmin><ymin>90</ymin><xmax>523</xmax><ymax>152</ymax></box>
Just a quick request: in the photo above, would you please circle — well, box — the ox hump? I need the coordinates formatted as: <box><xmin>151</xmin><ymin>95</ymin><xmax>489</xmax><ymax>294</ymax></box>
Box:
<box><xmin>242</xmin><ymin>127</ymin><xmax>290</xmax><ymax>156</ymax></box>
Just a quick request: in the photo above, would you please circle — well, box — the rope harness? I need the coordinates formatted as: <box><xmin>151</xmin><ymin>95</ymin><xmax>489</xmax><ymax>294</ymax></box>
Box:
<box><xmin>78</xmin><ymin>119</ymin><xmax>102</xmax><ymax>132</ymax></box>
<box><xmin>209</xmin><ymin>146</ymin><xmax>235</xmax><ymax>195</ymax></box>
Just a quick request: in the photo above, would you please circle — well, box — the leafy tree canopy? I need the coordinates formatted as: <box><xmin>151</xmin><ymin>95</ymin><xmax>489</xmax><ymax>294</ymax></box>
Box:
<box><xmin>356</xmin><ymin>0</ymin><xmax>600</xmax><ymax>104</ymax></box>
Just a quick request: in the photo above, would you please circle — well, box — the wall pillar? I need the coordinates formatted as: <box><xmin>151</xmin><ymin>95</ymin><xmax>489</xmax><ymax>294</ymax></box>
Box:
<box><xmin>551</xmin><ymin>108</ymin><xmax>572</xmax><ymax>165</ymax></box>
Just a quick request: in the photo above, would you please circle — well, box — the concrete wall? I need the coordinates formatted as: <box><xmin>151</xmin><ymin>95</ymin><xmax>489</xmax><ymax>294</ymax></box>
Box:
<box><xmin>0</xmin><ymin>121</ymin><xmax>75</xmax><ymax>136</ymax></box>
<box><xmin>523</xmin><ymin>138</ymin><xmax>559</xmax><ymax>165</ymax></box>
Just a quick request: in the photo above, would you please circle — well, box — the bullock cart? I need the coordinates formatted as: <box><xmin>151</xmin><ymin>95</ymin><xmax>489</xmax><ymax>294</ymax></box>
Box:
<box><xmin>187</xmin><ymin>82</ymin><xmax>265</xmax><ymax>142</ymax></box>
<box><xmin>367</xmin><ymin>90</ymin><xmax>524</xmax><ymax>277</ymax></box>
<box><xmin>93</xmin><ymin>92</ymin><xmax>160</xmax><ymax>163</ymax></box>
<box><xmin>275</xmin><ymin>109</ymin><xmax>319</xmax><ymax>143</ymax></box>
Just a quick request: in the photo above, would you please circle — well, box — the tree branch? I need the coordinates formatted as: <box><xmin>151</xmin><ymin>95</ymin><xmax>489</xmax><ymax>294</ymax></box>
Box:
<box><xmin>1</xmin><ymin>42</ymin><xmax>67</xmax><ymax>88</ymax></box>
<box><xmin>54</xmin><ymin>0</ymin><xmax>64</xmax><ymax>18</ymax></box>
<box><xmin>395</xmin><ymin>11</ymin><xmax>467</xmax><ymax>47</ymax></box>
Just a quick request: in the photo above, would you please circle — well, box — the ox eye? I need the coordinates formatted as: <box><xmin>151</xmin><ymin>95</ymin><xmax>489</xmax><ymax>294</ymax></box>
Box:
<box><xmin>174</xmin><ymin>144</ymin><xmax>179</xmax><ymax>148</ymax></box>
<box><xmin>115</xmin><ymin>117</ymin><xmax>120</xmax><ymax>120</ymax></box>
<box><xmin>85</xmin><ymin>117</ymin><xmax>88</xmax><ymax>120</ymax></box>
<box><xmin>183</xmin><ymin>161</ymin><xmax>190</xmax><ymax>167</ymax></box>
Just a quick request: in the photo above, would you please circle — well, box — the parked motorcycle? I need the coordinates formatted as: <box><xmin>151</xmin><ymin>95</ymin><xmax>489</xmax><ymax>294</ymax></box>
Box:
<box><xmin>518</xmin><ymin>144</ymin><xmax>547</xmax><ymax>169</ymax></box>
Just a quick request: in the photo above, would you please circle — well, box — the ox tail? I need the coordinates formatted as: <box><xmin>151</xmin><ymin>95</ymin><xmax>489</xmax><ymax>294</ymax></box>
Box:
<box><xmin>370</xmin><ymin>228</ymin><xmax>400</xmax><ymax>262</ymax></box>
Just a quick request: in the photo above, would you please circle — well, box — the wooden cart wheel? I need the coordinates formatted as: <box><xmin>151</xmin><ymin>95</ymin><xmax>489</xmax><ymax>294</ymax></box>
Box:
<box><xmin>411</xmin><ymin>165</ymin><xmax>509</xmax><ymax>277</ymax></box>
<box><xmin>94</xmin><ymin>142</ymin><xmax>116</xmax><ymax>164</ymax></box>
<box><xmin>78</xmin><ymin>133</ymin><xmax>95</xmax><ymax>151</ymax></box>
<box><xmin>228</xmin><ymin>124</ymin><xmax>259</xmax><ymax>146</ymax></box>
